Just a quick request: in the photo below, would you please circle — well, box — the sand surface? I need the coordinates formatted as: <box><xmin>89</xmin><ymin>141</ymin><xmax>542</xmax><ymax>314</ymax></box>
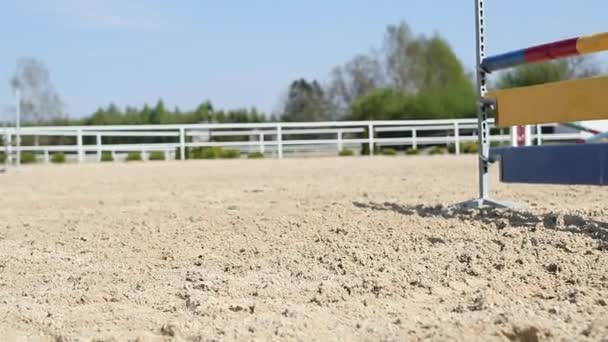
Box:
<box><xmin>0</xmin><ymin>156</ymin><xmax>607</xmax><ymax>341</ymax></box>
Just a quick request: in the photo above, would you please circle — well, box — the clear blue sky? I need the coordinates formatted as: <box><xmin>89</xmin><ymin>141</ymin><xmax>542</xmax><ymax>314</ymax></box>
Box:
<box><xmin>1</xmin><ymin>0</ymin><xmax>607</xmax><ymax>119</ymax></box>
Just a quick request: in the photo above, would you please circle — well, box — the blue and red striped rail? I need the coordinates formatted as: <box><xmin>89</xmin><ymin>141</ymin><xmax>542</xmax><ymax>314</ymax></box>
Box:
<box><xmin>481</xmin><ymin>32</ymin><xmax>608</xmax><ymax>72</ymax></box>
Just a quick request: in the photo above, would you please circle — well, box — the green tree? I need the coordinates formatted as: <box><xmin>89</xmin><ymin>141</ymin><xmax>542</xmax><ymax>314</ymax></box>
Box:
<box><xmin>282</xmin><ymin>79</ymin><xmax>329</xmax><ymax>122</ymax></box>
<box><xmin>328</xmin><ymin>54</ymin><xmax>384</xmax><ymax>117</ymax></box>
<box><xmin>327</xmin><ymin>21</ymin><xmax>477</xmax><ymax>120</ymax></box>
<box><xmin>193</xmin><ymin>101</ymin><xmax>213</xmax><ymax>123</ymax></box>
<box><xmin>495</xmin><ymin>61</ymin><xmax>570</xmax><ymax>89</ymax></box>
<box><xmin>494</xmin><ymin>57</ymin><xmax>601</xmax><ymax>89</ymax></box>
<box><xmin>139</xmin><ymin>104</ymin><xmax>152</xmax><ymax>124</ymax></box>
<box><xmin>150</xmin><ymin>99</ymin><xmax>167</xmax><ymax>124</ymax></box>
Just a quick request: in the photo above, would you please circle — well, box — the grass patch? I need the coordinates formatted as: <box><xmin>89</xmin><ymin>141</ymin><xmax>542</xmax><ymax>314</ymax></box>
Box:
<box><xmin>448</xmin><ymin>142</ymin><xmax>480</xmax><ymax>154</ymax></box>
<box><xmin>126</xmin><ymin>151</ymin><xmax>142</xmax><ymax>161</ymax></box>
<box><xmin>338</xmin><ymin>149</ymin><xmax>354</xmax><ymax>157</ymax></box>
<box><xmin>190</xmin><ymin>147</ymin><xmax>216</xmax><ymax>159</ymax></box>
<box><xmin>219</xmin><ymin>148</ymin><xmax>240</xmax><ymax>159</ymax></box>
<box><xmin>175</xmin><ymin>147</ymin><xmax>189</xmax><ymax>160</ymax></box>
<box><xmin>461</xmin><ymin>142</ymin><xmax>479</xmax><ymax>154</ymax></box>
<box><xmin>381</xmin><ymin>148</ymin><xmax>398</xmax><ymax>156</ymax></box>
<box><xmin>149</xmin><ymin>151</ymin><xmax>166</xmax><ymax>161</ymax></box>
<box><xmin>20</xmin><ymin>152</ymin><xmax>37</xmax><ymax>164</ymax></box>
<box><xmin>247</xmin><ymin>152</ymin><xmax>265</xmax><ymax>159</ymax></box>
<box><xmin>191</xmin><ymin>147</ymin><xmax>240</xmax><ymax>159</ymax></box>
<box><xmin>405</xmin><ymin>148</ymin><xmax>419</xmax><ymax>155</ymax></box>
<box><xmin>101</xmin><ymin>151</ymin><xmax>114</xmax><ymax>162</ymax></box>
<box><xmin>50</xmin><ymin>152</ymin><xmax>66</xmax><ymax>163</ymax></box>
<box><xmin>429</xmin><ymin>146</ymin><xmax>446</xmax><ymax>155</ymax></box>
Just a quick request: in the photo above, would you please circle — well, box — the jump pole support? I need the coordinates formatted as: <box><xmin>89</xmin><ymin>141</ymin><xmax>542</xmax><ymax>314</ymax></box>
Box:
<box><xmin>457</xmin><ymin>0</ymin><xmax>517</xmax><ymax>209</ymax></box>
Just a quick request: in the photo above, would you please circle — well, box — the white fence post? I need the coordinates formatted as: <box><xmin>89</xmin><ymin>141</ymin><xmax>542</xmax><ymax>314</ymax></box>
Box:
<box><xmin>277</xmin><ymin>125</ymin><xmax>283</xmax><ymax>159</ymax></box>
<box><xmin>44</xmin><ymin>149</ymin><xmax>50</xmax><ymax>163</ymax></box>
<box><xmin>179</xmin><ymin>128</ymin><xmax>186</xmax><ymax>161</ymax></box>
<box><xmin>96</xmin><ymin>134</ymin><xmax>102</xmax><ymax>162</ymax></box>
<box><xmin>524</xmin><ymin>125</ymin><xmax>532</xmax><ymax>146</ymax></box>
<box><xmin>536</xmin><ymin>124</ymin><xmax>543</xmax><ymax>145</ymax></box>
<box><xmin>510</xmin><ymin>126</ymin><xmax>518</xmax><ymax>147</ymax></box>
<box><xmin>15</xmin><ymin>89</ymin><xmax>21</xmax><ymax>168</ymax></box>
<box><xmin>77</xmin><ymin>129</ymin><xmax>84</xmax><ymax>163</ymax></box>
<box><xmin>259</xmin><ymin>132</ymin><xmax>265</xmax><ymax>153</ymax></box>
<box><xmin>164</xmin><ymin>150</ymin><xmax>170</xmax><ymax>161</ymax></box>
<box><xmin>454</xmin><ymin>122</ymin><xmax>460</xmax><ymax>155</ymax></box>
<box><xmin>412</xmin><ymin>129</ymin><xmax>417</xmax><ymax>150</ymax></box>
<box><xmin>368</xmin><ymin>123</ymin><xmax>374</xmax><ymax>156</ymax></box>
<box><xmin>3</xmin><ymin>132</ymin><xmax>10</xmax><ymax>167</ymax></box>
<box><xmin>337</xmin><ymin>130</ymin><xmax>343</xmax><ymax>152</ymax></box>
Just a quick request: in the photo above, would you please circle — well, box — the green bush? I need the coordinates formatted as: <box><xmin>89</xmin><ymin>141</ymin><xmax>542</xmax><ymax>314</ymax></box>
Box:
<box><xmin>149</xmin><ymin>151</ymin><xmax>165</xmax><ymax>161</ymax></box>
<box><xmin>447</xmin><ymin>143</ymin><xmax>456</xmax><ymax>154</ymax></box>
<box><xmin>175</xmin><ymin>147</ymin><xmax>189</xmax><ymax>160</ymax></box>
<box><xmin>381</xmin><ymin>148</ymin><xmax>398</xmax><ymax>156</ymax></box>
<box><xmin>190</xmin><ymin>147</ymin><xmax>240</xmax><ymax>159</ymax></box>
<box><xmin>101</xmin><ymin>151</ymin><xmax>114</xmax><ymax>162</ymax></box>
<box><xmin>219</xmin><ymin>148</ymin><xmax>240</xmax><ymax>159</ymax></box>
<box><xmin>51</xmin><ymin>152</ymin><xmax>66</xmax><ymax>163</ymax></box>
<box><xmin>429</xmin><ymin>146</ymin><xmax>446</xmax><ymax>155</ymax></box>
<box><xmin>248</xmin><ymin>152</ymin><xmax>265</xmax><ymax>159</ymax></box>
<box><xmin>126</xmin><ymin>151</ymin><xmax>142</xmax><ymax>161</ymax></box>
<box><xmin>461</xmin><ymin>142</ymin><xmax>479</xmax><ymax>154</ymax></box>
<box><xmin>405</xmin><ymin>148</ymin><xmax>419</xmax><ymax>155</ymax></box>
<box><xmin>201</xmin><ymin>147</ymin><xmax>220</xmax><ymax>159</ymax></box>
<box><xmin>0</xmin><ymin>152</ymin><xmax>5</xmax><ymax>163</ymax></box>
<box><xmin>448</xmin><ymin>142</ymin><xmax>479</xmax><ymax>154</ymax></box>
<box><xmin>361</xmin><ymin>144</ymin><xmax>381</xmax><ymax>156</ymax></box>
<box><xmin>190</xmin><ymin>147</ymin><xmax>215</xmax><ymax>159</ymax></box>
<box><xmin>338</xmin><ymin>149</ymin><xmax>354</xmax><ymax>157</ymax></box>
<box><xmin>20</xmin><ymin>152</ymin><xmax>37</xmax><ymax>164</ymax></box>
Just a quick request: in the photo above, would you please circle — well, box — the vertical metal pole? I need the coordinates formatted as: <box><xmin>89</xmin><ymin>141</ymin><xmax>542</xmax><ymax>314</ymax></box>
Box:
<box><xmin>454</xmin><ymin>122</ymin><xmax>460</xmax><ymax>155</ymax></box>
<box><xmin>77</xmin><ymin>129</ymin><xmax>84</xmax><ymax>163</ymax></box>
<box><xmin>96</xmin><ymin>134</ymin><xmax>102</xmax><ymax>162</ymax></box>
<box><xmin>475</xmin><ymin>0</ymin><xmax>490</xmax><ymax>200</ymax></box>
<box><xmin>15</xmin><ymin>89</ymin><xmax>21</xmax><ymax>168</ymax></box>
<box><xmin>179</xmin><ymin>127</ymin><xmax>186</xmax><ymax>161</ymax></box>
<box><xmin>277</xmin><ymin>125</ymin><xmax>283</xmax><ymax>159</ymax></box>
<box><xmin>368</xmin><ymin>123</ymin><xmax>374</xmax><ymax>156</ymax></box>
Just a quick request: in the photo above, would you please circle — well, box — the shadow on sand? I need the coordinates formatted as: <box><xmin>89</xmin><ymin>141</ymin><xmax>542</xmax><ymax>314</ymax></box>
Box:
<box><xmin>352</xmin><ymin>201</ymin><xmax>608</xmax><ymax>244</ymax></box>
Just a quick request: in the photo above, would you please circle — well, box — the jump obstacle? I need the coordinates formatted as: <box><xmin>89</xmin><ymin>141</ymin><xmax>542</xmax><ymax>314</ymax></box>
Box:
<box><xmin>462</xmin><ymin>0</ymin><xmax>608</xmax><ymax>208</ymax></box>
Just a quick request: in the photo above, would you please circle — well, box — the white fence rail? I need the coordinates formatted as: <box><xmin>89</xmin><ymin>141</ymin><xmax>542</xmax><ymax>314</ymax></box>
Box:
<box><xmin>1</xmin><ymin>119</ymin><xmax>585</xmax><ymax>163</ymax></box>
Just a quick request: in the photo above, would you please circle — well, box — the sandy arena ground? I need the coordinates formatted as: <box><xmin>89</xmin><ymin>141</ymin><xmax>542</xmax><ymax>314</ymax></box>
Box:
<box><xmin>0</xmin><ymin>156</ymin><xmax>607</xmax><ymax>341</ymax></box>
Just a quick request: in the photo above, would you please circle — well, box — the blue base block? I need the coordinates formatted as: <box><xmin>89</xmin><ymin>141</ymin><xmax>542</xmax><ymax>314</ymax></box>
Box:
<box><xmin>490</xmin><ymin>144</ymin><xmax>608</xmax><ymax>186</ymax></box>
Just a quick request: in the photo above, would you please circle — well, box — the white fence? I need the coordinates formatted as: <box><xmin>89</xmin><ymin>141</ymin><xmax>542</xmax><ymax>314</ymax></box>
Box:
<box><xmin>1</xmin><ymin>119</ymin><xmax>585</xmax><ymax>163</ymax></box>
